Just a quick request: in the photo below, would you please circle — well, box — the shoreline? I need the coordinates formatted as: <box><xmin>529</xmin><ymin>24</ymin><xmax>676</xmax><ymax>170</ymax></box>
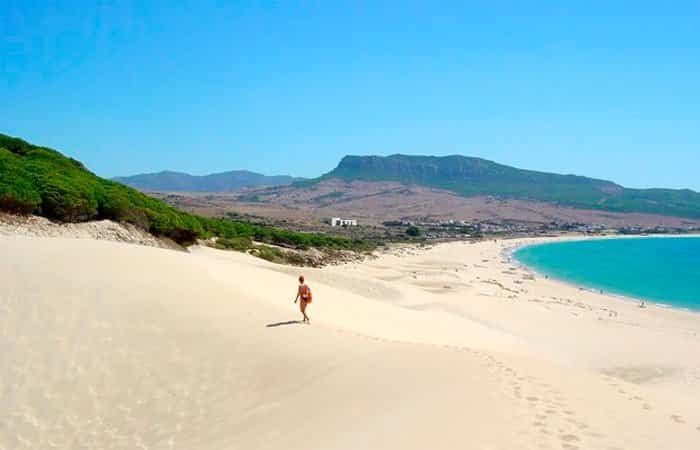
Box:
<box><xmin>505</xmin><ymin>235</ymin><xmax>700</xmax><ymax>315</ymax></box>
<box><xmin>338</xmin><ymin>235</ymin><xmax>700</xmax><ymax>380</ymax></box>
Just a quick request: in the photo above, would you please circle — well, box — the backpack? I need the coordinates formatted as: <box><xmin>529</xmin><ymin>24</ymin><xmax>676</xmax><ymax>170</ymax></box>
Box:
<box><xmin>301</xmin><ymin>285</ymin><xmax>313</xmax><ymax>303</ymax></box>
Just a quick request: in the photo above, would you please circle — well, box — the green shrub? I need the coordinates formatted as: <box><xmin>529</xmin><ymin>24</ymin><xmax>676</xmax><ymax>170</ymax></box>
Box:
<box><xmin>406</xmin><ymin>225</ymin><xmax>421</xmax><ymax>237</ymax></box>
<box><xmin>252</xmin><ymin>245</ymin><xmax>307</xmax><ymax>265</ymax></box>
<box><xmin>39</xmin><ymin>178</ymin><xmax>98</xmax><ymax>221</ymax></box>
<box><xmin>0</xmin><ymin>148</ymin><xmax>41</xmax><ymax>213</ymax></box>
<box><xmin>252</xmin><ymin>245</ymin><xmax>284</xmax><ymax>262</ymax></box>
<box><xmin>97</xmin><ymin>185</ymin><xmax>130</xmax><ymax>220</ymax></box>
<box><xmin>216</xmin><ymin>236</ymin><xmax>253</xmax><ymax>251</ymax></box>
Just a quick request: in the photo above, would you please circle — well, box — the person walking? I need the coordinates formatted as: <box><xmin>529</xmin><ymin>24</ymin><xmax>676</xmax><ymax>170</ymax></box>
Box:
<box><xmin>294</xmin><ymin>275</ymin><xmax>312</xmax><ymax>323</ymax></box>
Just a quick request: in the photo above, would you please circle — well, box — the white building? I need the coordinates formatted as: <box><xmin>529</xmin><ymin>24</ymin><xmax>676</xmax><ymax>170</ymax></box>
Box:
<box><xmin>331</xmin><ymin>217</ymin><xmax>358</xmax><ymax>227</ymax></box>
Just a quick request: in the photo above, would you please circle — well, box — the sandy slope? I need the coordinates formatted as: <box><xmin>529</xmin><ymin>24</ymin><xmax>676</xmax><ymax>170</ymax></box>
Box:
<box><xmin>0</xmin><ymin>212</ymin><xmax>175</xmax><ymax>249</ymax></box>
<box><xmin>1</xmin><ymin>235</ymin><xmax>699</xmax><ymax>449</ymax></box>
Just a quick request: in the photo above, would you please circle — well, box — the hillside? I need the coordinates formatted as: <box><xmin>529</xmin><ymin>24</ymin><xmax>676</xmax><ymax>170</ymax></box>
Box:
<box><xmin>0</xmin><ymin>133</ymin><xmax>372</xmax><ymax>252</ymax></box>
<box><xmin>113</xmin><ymin>170</ymin><xmax>303</xmax><ymax>192</ymax></box>
<box><xmin>159</xmin><ymin>179</ymin><xmax>700</xmax><ymax>231</ymax></box>
<box><xmin>319</xmin><ymin>155</ymin><xmax>700</xmax><ymax>219</ymax></box>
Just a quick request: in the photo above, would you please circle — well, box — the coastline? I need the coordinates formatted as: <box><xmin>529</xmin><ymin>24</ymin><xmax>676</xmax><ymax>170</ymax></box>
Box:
<box><xmin>330</xmin><ymin>235</ymin><xmax>700</xmax><ymax>393</ymax></box>
<box><xmin>507</xmin><ymin>234</ymin><xmax>700</xmax><ymax>314</ymax></box>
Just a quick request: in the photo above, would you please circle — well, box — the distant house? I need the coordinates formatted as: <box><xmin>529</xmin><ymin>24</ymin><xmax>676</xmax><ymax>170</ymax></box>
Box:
<box><xmin>331</xmin><ymin>217</ymin><xmax>358</xmax><ymax>227</ymax></box>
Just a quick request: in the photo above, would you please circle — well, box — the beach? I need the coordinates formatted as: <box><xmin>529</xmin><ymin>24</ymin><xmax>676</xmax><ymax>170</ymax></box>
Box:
<box><xmin>1</xmin><ymin>233</ymin><xmax>700</xmax><ymax>449</ymax></box>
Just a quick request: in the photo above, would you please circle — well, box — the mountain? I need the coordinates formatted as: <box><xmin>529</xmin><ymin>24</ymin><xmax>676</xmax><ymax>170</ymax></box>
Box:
<box><xmin>0</xmin><ymin>133</ymin><xmax>364</xmax><ymax>250</ymax></box>
<box><xmin>113</xmin><ymin>170</ymin><xmax>303</xmax><ymax>192</ymax></box>
<box><xmin>316</xmin><ymin>154</ymin><xmax>700</xmax><ymax>219</ymax></box>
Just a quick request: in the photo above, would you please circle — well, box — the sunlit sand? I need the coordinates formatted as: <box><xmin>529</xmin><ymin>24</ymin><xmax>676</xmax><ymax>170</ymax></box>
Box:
<box><xmin>1</xmin><ymin>235</ymin><xmax>699</xmax><ymax>449</ymax></box>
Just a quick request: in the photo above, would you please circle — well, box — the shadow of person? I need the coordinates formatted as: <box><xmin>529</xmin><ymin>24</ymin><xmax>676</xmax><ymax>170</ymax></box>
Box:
<box><xmin>266</xmin><ymin>320</ymin><xmax>301</xmax><ymax>328</ymax></box>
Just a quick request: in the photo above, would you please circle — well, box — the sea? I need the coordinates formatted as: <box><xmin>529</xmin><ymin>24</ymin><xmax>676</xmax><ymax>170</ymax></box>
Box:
<box><xmin>513</xmin><ymin>236</ymin><xmax>700</xmax><ymax>312</ymax></box>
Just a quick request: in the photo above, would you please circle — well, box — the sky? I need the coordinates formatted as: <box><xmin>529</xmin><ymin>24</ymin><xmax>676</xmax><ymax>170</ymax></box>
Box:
<box><xmin>1</xmin><ymin>1</ymin><xmax>699</xmax><ymax>190</ymax></box>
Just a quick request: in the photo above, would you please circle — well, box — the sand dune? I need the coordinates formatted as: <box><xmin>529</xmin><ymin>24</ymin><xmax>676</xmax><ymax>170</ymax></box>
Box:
<box><xmin>1</xmin><ymin>235</ymin><xmax>699</xmax><ymax>449</ymax></box>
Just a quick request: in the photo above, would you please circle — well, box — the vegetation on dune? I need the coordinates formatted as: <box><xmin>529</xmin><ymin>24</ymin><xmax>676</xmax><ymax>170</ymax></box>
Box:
<box><xmin>318</xmin><ymin>154</ymin><xmax>700</xmax><ymax>219</ymax></box>
<box><xmin>250</xmin><ymin>245</ymin><xmax>308</xmax><ymax>266</ymax></box>
<box><xmin>213</xmin><ymin>236</ymin><xmax>254</xmax><ymax>252</ymax></box>
<box><xmin>0</xmin><ymin>133</ymin><xmax>376</xmax><ymax>252</ymax></box>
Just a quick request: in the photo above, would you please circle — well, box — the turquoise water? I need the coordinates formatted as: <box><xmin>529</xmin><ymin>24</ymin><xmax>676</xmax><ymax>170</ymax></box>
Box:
<box><xmin>513</xmin><ymin>237</ymin><xmax>700</xmax><ymax>311</ymax></box>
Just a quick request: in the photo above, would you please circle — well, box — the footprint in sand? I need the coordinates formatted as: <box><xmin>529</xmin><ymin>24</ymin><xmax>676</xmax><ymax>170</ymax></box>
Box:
<box><xmin>670</xmin><ymin>414</ymin><xmax>685</xmax><ymax>424</ymax></box>
<box><xmin>561</xmin><ymin>434</ymin><xmax>580</xmax><ymax>443</ymax></box>
<box><xmin>584</xmin><ymin>431</ymin><xmax>605</xmax><ymax>438</ymax></box>
<box><xmin>567</xmin><ymin>418</ymin><xmax>588</xmax><ymax>429</ymax></box>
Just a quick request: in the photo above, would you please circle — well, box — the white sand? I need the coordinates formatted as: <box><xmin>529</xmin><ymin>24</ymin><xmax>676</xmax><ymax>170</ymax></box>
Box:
<box><xmin>1</xmin><ymin>234</ymin><xmax>699</xmax><ymax>449</ymax></box>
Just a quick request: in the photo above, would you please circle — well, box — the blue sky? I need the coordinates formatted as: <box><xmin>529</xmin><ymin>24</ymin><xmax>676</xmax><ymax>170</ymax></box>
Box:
<box><xmin>1</xmin><ymin>1</ymin><xmax>699</xmax><ymax>190</ymax></box>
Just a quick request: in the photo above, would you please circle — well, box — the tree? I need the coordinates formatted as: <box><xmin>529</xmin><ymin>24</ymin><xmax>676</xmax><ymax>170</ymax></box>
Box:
<box><xmin>405</xmin><ymin>225</ymin><xmax>421</xmax><ymax>237</ymax></box>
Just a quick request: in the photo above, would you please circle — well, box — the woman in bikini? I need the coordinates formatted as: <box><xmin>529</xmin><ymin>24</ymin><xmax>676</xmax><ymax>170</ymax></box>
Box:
<box><xmin>294</xmin><ymin>275</ymin><xmax>311</xmax><ymax>323</ymax></box>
